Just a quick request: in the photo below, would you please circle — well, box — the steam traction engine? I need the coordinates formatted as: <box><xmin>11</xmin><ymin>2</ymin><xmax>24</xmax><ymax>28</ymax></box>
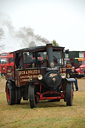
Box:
<box><xmin>5</xmin><ymin>44</ymin><xmax>75</xmax><ymax>108</ymax></box>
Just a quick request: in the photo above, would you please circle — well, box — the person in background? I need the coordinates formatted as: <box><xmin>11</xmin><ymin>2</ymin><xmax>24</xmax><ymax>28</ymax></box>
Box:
<box><xmin>70</xmin><ymin>66</ymin><xmax>78</xmax><ymax>92</ymax></box>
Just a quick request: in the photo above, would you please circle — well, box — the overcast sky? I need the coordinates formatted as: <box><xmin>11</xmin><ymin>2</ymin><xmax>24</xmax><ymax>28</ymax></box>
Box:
<box><xmin>0</xmin><ymin>0</ymin><xmax>85</xmax><ymax>51</ymax></box>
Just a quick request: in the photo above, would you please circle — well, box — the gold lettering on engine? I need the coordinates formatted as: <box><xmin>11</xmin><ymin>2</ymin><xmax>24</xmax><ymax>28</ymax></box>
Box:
<box><xmin>19</xmin><ymin>70</ymin><xmax>40</xmax><ymax>76</ymax></box>
<box><xmin>49</xmin><ymin>74</ymin><xmax>57</xmax><ymax>77</ymax></box>
<box><xmin>18</xmin><ymin>69</ymin><xmax>41</xmax><ymax>83</ymax></box>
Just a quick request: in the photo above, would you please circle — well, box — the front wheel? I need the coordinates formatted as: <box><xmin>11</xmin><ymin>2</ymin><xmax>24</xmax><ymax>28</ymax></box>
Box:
<box><xmin>66</xmin><ymin>82</ymin><xmax>73</xmax><ymax>106</ymax></box>
<box><xmin>28</xmin><ymin>85</ymin><xmax>37</xmax><ymax>108</ymax></box>
<box><xmin>15</xmin><ymin>88</ymin><xmax>21</xmax><ymax>104</ymax></box>
<box><xmin>6</xmin><ymin>82</ymin><xmax>15</xmax><ymax>105</ymax></box>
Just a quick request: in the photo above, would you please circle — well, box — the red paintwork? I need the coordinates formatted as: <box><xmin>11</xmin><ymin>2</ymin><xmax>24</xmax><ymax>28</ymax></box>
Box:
<box><xmin>0</xmin><ymin>52</ymin><xmax>14</xmax><ymax>75</ymax></box>
<box><xmin>76</xmin><ymin>59</ymin><xmax>85</xmax><ymax>76</ymax></box>
<box><xmin>36</xmin><ymin>91</ymin><xmax>65</xmax><ymax>100</ymax></box>
<box><xmin>84</xmin><ymin>53</ymin><xmax>85</xmax><ymax>58</ymax></box>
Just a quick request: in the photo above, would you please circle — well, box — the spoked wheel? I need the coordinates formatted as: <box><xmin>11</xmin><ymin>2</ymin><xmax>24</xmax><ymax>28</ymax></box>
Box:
<box><xmin>66</xmin><ymin>82</ymin><xmax>73</xmax><ymax>106</ymax></box>
<box><xmin>28</xmin><ymin>84</ymin><xmax>37</xmax><ymax>108</ymax></box>
<box><xmin>6</xmin><ymin>82</ymin><xmax>15</xmax><ymax>105</ymax></box>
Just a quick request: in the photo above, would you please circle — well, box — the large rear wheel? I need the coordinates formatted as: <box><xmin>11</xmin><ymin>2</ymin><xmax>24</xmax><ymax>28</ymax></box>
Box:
<box><xmin>6</xmin><ymin>82</ymin><xmax>15</xmax><ymax>105</ymax></box>
<box><xmin>66</xmin><ymin>82</ymin><xmax>73</xmax><ymax>106</ymax></box>
<box><xmin>28</xmin><ymin>85</ymin><xmax>37</xmax><ymax>108</ymax></box>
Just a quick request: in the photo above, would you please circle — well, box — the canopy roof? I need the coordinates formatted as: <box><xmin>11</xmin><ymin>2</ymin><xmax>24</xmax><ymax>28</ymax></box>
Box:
<box><xmin>10</xmin><ymin>44</ymin><xmax>64</xmax><ymax>54</ymax></box>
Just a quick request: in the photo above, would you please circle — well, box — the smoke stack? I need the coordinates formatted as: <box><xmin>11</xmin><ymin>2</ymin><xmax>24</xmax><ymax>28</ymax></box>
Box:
<box><xmin>46</xmin><ymin>44</ymin><xmax>54</xmax><ymax>68</ymax></box>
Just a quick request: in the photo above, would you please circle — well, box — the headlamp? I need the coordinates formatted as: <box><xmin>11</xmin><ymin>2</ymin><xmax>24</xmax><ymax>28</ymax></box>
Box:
<box><xmin>38</xmin><ymin>74</ymin><xmax>43</xmax><ymax>80</ymax></box>
<box><xmin>61</xmin><ymin>73</ymin><xmax>66</xmax><ymax>78</ymax></box>
<box><xmin>50</xmin><ymin>62</ymin><xmax>54</xmax><ymax>68</ymax></box>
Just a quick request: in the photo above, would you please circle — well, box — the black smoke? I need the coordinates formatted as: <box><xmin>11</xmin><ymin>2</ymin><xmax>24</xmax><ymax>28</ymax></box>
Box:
<box><xmin>0</xmin><ymin>12</ymin><xmax>50</xmax><ymax>52</ymax></box>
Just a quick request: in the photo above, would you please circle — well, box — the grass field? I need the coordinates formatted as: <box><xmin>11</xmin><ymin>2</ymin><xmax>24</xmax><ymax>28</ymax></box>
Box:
<box><xmin>0</xmin><ymin>78</ymin><xmax>85</xmax><ymax>128</ymax></box>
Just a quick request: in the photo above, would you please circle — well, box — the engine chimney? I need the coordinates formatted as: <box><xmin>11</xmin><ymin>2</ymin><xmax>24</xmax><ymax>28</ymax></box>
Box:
<box><xmin>46</xmin><ymin>44</ymin><xmax>54</xmax><ymax>68</ymax></box>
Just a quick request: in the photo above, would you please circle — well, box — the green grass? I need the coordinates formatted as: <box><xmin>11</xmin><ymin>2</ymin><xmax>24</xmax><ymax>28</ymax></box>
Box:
<box><xmin>0</xmin><ymin>92</ymin><xmax>85</xmax><ymax>128</ymax></box>
<box><xmin>0</xmin><ymin>78</ymin><xmax>85</xmax><ymax>128</ymax></box>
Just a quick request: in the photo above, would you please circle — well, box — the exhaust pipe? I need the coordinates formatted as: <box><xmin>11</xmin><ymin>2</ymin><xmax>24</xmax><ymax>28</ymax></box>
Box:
<box><xmin>46</xmin><ymin>44</ymin><xmax>54</xmax><ymax>68</ymax></box>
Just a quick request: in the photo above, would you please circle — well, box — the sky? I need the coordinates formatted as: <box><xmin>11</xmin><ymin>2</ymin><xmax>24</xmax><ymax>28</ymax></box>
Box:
<box><xmin>0</xmin><ymin>0</ymin><xmax>85</xmax><ymax>52</ymax></box>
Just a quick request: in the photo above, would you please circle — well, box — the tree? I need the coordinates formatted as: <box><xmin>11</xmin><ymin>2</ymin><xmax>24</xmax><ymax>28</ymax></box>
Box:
<box><xmin>52</xmin><ymin>40</ymin><xmax>59</xmax><ymax>46</ymax></box>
